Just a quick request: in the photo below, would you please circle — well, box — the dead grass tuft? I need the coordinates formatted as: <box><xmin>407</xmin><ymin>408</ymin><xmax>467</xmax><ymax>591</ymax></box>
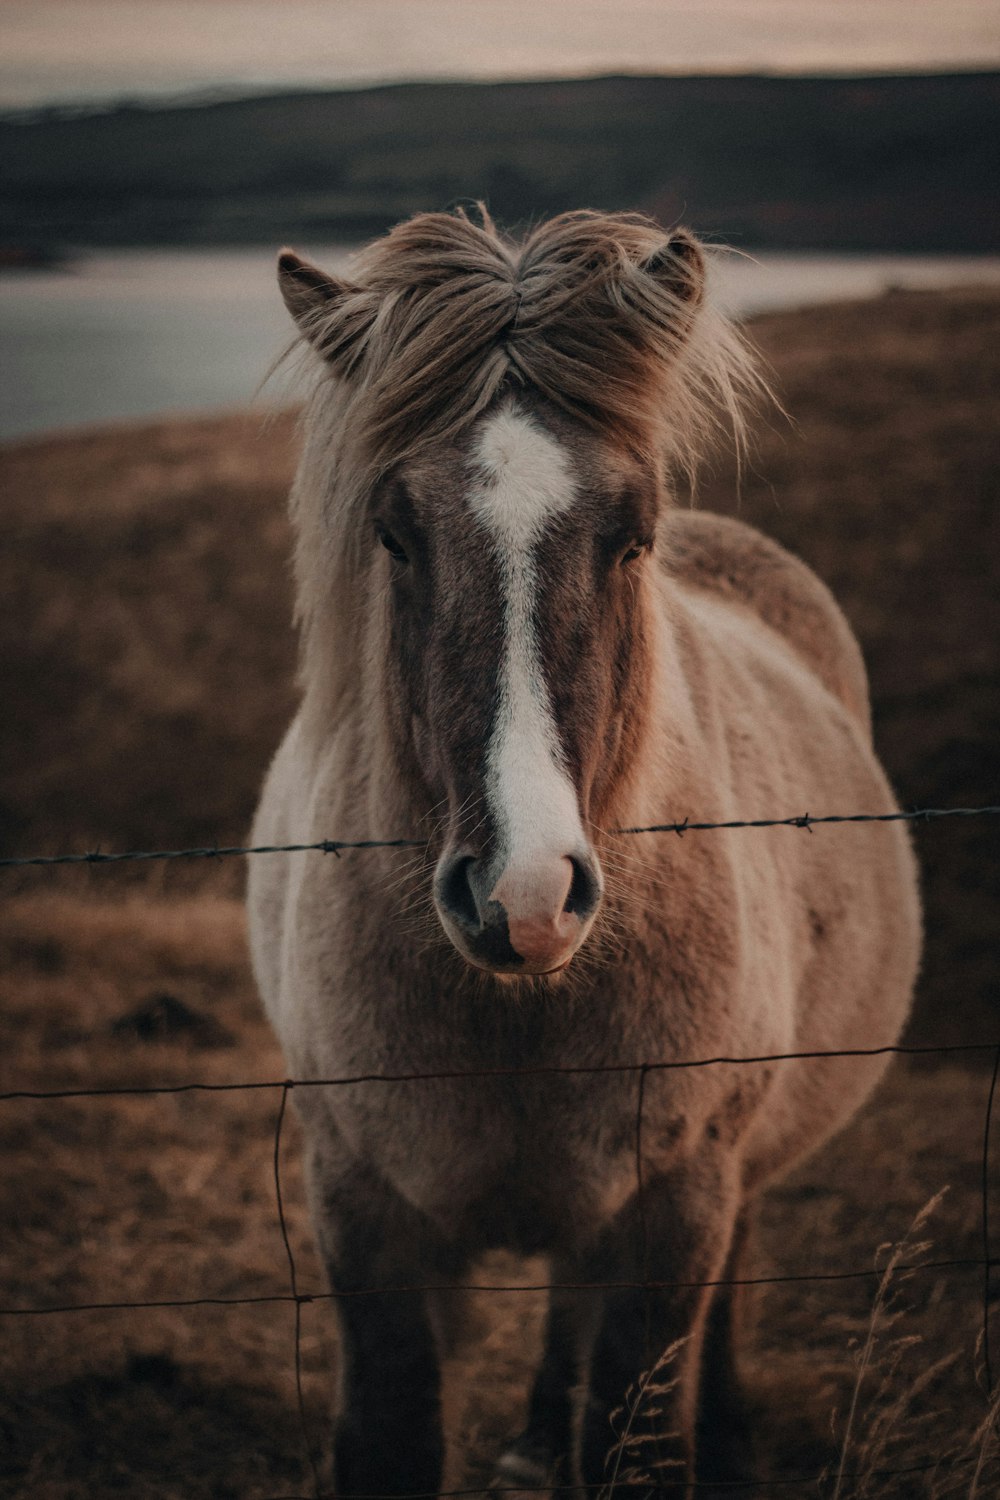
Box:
<box><xmin>821</xmin><ymin>1192</ymin><xmax>1000</xmax><ymax>1499</ymax></box>
<box><xmin>601</xmin><ymin>1337</ymin><xmax>687</xmax><ymax>1494</ymax></box>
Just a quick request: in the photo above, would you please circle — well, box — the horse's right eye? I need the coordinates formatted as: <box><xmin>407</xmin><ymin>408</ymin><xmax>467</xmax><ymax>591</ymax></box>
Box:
<box><xmin>375</xmin><ymin>522</ymin><xmax>408</xmax><ymax>565</ymax></box>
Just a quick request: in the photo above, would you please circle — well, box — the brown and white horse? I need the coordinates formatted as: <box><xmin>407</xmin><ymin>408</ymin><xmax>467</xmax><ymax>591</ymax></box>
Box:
<box><xmin>248</xmin><ymin>209</ymin><xmax>920</xmax><ymax>1493</ymax></box>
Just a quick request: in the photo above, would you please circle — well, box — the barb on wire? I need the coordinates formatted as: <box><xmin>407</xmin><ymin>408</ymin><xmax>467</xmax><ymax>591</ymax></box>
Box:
<box><xmin>0</xmin><ymin>835</ymin><xmax>425</xmax><ymax>869</ymax></box>
<box><xmin>613</xmin><ymin>804</ymin><xmax>1000</xmax><ymax>836</ymax></box>
<box><xmin>0</xmin><ymin>804</ymin><xmax>997</xmax><ymax>870</ymax></box>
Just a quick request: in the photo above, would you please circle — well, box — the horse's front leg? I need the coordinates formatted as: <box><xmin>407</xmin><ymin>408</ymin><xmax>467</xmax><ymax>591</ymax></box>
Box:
<box><xmin>576</xmin><ymin>1162</ymin><xmax>743</xmax><ymax>1492</ymax></box>
<box><xmin>696</xmin><ymin>1206</ymin><xmax>756</xmax><ymax>1483</ymax></box>
<box><xmin>306</xmin><ymin>1142</ymin><xmax>462</xmax><ymax>1497</ymax></box>
<box><xmin>490</xmin><ymin>1289</ymin><xmax>580</xmax><ymax>1492</ymax></box>
<box><xmin>334</xmin><ymin>1277</ymin><xmax>448</xmax><ymax>1494</ymax></box>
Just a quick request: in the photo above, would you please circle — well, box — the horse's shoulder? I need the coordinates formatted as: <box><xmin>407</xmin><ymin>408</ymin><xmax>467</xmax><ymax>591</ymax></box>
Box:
<box><xmin>663</xmin><ymin>509</ymin><xmax>871</xmax><ymax>733</ymax></box>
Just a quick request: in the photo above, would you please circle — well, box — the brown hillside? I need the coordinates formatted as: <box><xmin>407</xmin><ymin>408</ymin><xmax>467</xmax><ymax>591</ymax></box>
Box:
<box><xmin>1</xmin><ymin>408</ymin><xmax>299</xmax><ymax>857</ymax></box>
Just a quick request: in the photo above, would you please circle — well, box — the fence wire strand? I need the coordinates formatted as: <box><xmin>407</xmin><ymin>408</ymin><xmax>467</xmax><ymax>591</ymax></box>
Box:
<box><xmin>0</xmin><ymin>1255</ymin><xmax>992</xmax><ymax>1321</ymax></box>
<box><xmin>257</xmin><ymin>1449</ymin><xmax>997</xmax><ymax>1495</ymax></box>
<box><xmin>983</xmin><ymin>1046</ymin><xmax>1000</xmax><ymax>1397</ymax></box>
<box><xmin>2</xmin><ymin>1040</ymin><xmax>999</xmax><ymax>1107</ymax></box>
<box><xmin>0</xmin><ymin>802</ymin><xmax>997</xmax><ymax>870</ymax></box>
<box><xmin>4</xmin><ymin>801</ymin><xmax>999</xmax><ymax>1493</ymax></box>
<box><xmin>274</xmin><ymin>1082</ymin><xmax>323</xmax><ymax>1499</ymax></box>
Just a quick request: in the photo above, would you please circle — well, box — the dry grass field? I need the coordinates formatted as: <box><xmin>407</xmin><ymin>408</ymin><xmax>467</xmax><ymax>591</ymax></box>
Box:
<box><xmin>1</xmin><ymin>287</ymin><xmax>999</xmax><ymax>1495</ymax></box>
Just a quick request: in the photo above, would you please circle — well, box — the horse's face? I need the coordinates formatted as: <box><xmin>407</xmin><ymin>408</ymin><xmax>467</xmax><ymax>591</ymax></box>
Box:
<box><xmin>375</xmin><ymin>400</ymin><xmax>658</xmax><ymax>976</ymax></box>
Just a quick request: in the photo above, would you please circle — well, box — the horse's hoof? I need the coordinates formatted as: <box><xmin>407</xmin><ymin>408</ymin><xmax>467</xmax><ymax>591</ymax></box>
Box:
<box><xmin>697</xmin><ymin>1420</ymin><xmax>757</xmax><ymax>1486</ymax></box>
<box><xmin>489</xmin><ymin>1442</ymin><xmax>565</xmax><ymax>1497</ymax></box>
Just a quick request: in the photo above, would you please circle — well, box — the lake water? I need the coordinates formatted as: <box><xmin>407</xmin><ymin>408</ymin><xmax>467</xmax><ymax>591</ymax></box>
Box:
<box><xmin>3</xmin><ymin>247</ymin><xmax>1000</xmax><ymax>441</ymax></box>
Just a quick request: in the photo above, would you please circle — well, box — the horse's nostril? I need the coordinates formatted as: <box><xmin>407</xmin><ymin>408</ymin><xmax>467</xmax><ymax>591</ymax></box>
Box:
<box><xmin>439</xmin><ymin>854</ymin><xmax>480</xmax><ymax>929</ymax></box>
<box><xmin>564</xmin><ymin>856</ymin><xmax>601</xmax><ymax>919</ymax></box>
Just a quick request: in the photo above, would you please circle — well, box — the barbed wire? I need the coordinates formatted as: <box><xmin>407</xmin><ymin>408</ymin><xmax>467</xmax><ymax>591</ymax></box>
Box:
<box><xmin>0</xmin><ymin>802</ymin><xmax>997</xmax><ymax>869</ymax></box>
<box><xmin>4</xmin><ymin>808</ymin><xmax>999</xmax><ymax>1492</ymax></box>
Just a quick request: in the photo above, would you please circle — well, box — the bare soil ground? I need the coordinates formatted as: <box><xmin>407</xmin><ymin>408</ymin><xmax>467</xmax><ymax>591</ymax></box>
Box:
<box><xmin>1</xmin><ymin>288</ymin><xmax>999</xmax><ymax>1494</ymax></box>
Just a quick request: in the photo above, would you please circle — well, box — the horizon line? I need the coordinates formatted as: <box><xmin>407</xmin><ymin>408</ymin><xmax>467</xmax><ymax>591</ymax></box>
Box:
<box><xmin>3</xmin><ymin>61</ymin><xmax>998</xmax><ymax>122</ymax></box>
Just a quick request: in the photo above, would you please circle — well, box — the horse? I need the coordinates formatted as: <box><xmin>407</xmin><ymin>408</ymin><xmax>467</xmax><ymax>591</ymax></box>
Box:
<box><xmin>247</xmin><ymin>207</ymin><xmax>921</xmax><ymax>1494</ymax></box>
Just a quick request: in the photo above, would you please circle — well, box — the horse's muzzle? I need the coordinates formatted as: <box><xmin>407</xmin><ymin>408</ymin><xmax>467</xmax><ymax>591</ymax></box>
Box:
<box><xmin>434</xmin><ymin>848</ymin><xmax>602</xmax><ymax>975</ymax></box>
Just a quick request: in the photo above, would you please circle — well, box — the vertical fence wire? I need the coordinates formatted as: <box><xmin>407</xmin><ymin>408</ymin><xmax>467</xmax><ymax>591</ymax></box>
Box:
<box><xmin>273</xmin><ymin>1081</ymin><xmax>322</xmax><ymax>1500</ymax></box>
<box><xmin>634</xmin><ymin>1062</ymin><xmax>652</xmax><ymax>1378</ymax></box>
<box><xmin>982</xmin><ymin>1046</ymin><xmax>1000</xmax><ymax>1399</ymax></box>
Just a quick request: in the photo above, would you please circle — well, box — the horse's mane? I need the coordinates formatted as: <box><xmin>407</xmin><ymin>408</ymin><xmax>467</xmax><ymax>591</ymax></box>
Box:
<box><xmin>285</xmin><ymin>208</ymin><xmax>766</xmax><ymax>731</ymax></box>
<box><xmin>294</xmin><ymin>206</ymin><xmax>761</xmax><ymax>480</ymax></box>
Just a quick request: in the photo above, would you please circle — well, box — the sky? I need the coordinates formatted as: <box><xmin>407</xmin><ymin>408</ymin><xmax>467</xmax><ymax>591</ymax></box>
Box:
<box><xmin>2</xmin><ymin>0</ymin><xmax>998</xmax><ymax>110</ymax></box>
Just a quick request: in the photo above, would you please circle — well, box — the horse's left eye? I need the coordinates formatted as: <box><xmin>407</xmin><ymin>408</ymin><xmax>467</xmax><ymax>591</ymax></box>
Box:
<box><xmin>620</xmin><ymin>540</ymin><xmax>648</xmax><ymax>567</ymax></box>
<box><xmin>376</xmin><ymin>522</ymin><xmax>409</xmax><ymax>565</ymax></box>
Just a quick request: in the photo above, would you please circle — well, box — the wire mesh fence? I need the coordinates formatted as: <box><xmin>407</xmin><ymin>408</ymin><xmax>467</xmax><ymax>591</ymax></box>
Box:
<box><xmin>3</xmin><ymin>801</ymin><xmax>999</xmax><ymax>1496</ymax></box>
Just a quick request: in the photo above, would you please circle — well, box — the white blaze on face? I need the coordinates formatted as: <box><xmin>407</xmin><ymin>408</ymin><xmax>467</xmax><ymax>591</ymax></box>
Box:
<box><xmin>468</xmin><ymin>407</ymin><xmax>587</xmax><ymax>882</ymax></box>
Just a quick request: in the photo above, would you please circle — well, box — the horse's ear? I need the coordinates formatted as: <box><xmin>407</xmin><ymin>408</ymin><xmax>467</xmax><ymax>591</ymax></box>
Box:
<box><xmin>640</xmin><ymin>228</ymin><xmax>705</xmax><ymax>310</ymax></box>
<box><xmin>278</xmin><ymin>249</ymin><xmax>356</xmax><ymax>348</ymax></box>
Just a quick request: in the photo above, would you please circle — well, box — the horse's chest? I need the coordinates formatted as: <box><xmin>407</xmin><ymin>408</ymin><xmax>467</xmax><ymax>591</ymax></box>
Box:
<box><xmin>334</xmin><ymin>1069</ymin><xmax>720</xmax><ymax>1252</ymax></box>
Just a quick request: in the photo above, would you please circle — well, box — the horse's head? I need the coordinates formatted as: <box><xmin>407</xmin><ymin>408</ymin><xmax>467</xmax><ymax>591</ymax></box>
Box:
<box><xmin>279</xmin><ymin>210</ymin><xmax>754</xmax><ymax>976</ymax></box>
<box><xmin>363</xmin><ymin>400</ymin><xmax>660</xmax><ymax>975</ymax></box>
